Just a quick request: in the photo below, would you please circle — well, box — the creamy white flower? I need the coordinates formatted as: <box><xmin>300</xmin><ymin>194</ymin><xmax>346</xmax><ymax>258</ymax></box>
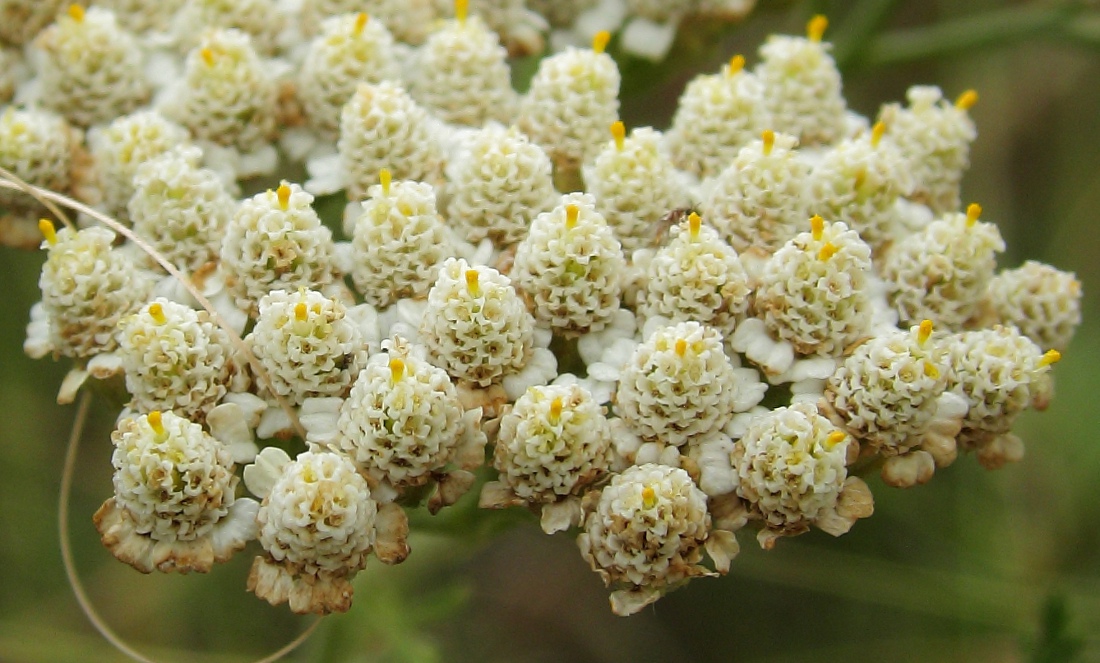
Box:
<box><xmin>0</xmin><ymin>107</ymin><xmax>78</xmax><ymax>212</ymax></box>
<box><xmin>34</xmin><ymin>6</ymin><xmax>149</xmax><ymax>127</ymax></box>
<box><xmin>94</xmin><ymin>411</ymin><xmax>257</xmax><ymax>573</ymax></box>
<box><xmin>979</xmin><ymin>261</ymin><xmax>1082</xmax><ymax>352</ymax></box>
<box><xmin>173</xmin><ymin>0</ymin><xmax>286</xmax><ymax>56</ymax></box>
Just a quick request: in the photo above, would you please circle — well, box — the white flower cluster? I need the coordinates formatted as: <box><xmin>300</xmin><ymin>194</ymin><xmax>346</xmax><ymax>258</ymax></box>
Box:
<box><xmin>4</xmin><ymin>6</ymin><xmax>1082</xmax><ymax>622</ymax></box>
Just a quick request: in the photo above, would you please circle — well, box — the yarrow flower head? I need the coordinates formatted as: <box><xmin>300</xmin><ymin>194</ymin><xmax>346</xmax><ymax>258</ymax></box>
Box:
<box><xmin>244</xmin><ymin>449</ymin><xmax>403</xmax><ymax>614</ymax></box>
<box><xmin>511</xmin><ymin>193</ymin><xmax>625</xmax><ymax>336</ymax></box>
<box><xmin>220</xmin><ymin>182</ymin><xmax>339</xmax><ymax>317</ymax></box>
<box><xmin>578</xmin><ymin>463</ymin><xmax>737</xmax><ymax>616</ymax></box>
<box><xmin>583</xmin><ymin>123</ymin><xmax>689</xmax><ymax>253</ymax></box>
<box><xmin>419</xmin><ymin>258</ymin><xmax>536</xmax><ymax>387</ymax></box>
<box><xmin>298</xmin><ymin>12</ymin><xmax>400</xmax><ymax>141</ymax></box>
<box><xmin>119</xmin><ymin>298</ymin><xmax>240</xmax><ymax>422</ymax></box>
<box><xmin>483</xmin><ymin>382</ymin><xmax>612</xmax><ymax>532</ymax></box>
<box><xmin>338</xmin><ymin>81</ymin><xmax>444</xmax><ymax>200</ymax></box>
<box><xmin>315</xmin><ymin>337</ymin><xmax>486</xmax><ymax>506</ymax></box>
<box><xmin>409</xmin><ymin>10</ymin><xmax>516</xmax><ymax>126</ymax></box>
<box><xmin>753</xmin><ymin>216</ymin><xmax>875</xmax><ymax>356</ymax></box>
<box><xmin>755</xmin><ymin>16</ymin><xmax>846</xmax><ymax>146</ymax></box>
<box><xmin>247</xmin><ymin>288</ymin><xmax>367</xmax><ymax>406</ymax></box>
<box><xmin>701</xmin><ymin>130</ymin><xmax>811</xmax><ymax>255</ymax></box>
<box><xmin>172</xmin><ymin>0</ymin><xmax>285</xmax><ymax>56</ymax></box>
<box><xmin>162</xmin><ymin>28</ymin><xmax>277</xmax><ymax>152</ymax></box>
<box><xmin>638</xmin><ymin>212</ymin><xmax>752</xmax><ymax>337</ymax></box>
<box><xmin>883</xmin><ymin>203</ymin><xmax>1004</xmax><ymax>329</ymax></box>
<box><xmin>33</xmin><ymin>5</ymin><xmax>149</xmax><ymax>127</ymax></box>
<box><xmin>879</xmin><ymin>85</ymin><xmax>978</xmax><ymax>214</ymax></box>
<box><xmin>616</xmin><ymin>321</ymin><xmax>760</xmax><ymax>446</ymax></box>
<box><xmin>517</xmin><ymin>31</ymin><xmax>620</xmax><ymax>171</ymax></box>
<box><xmin>0</xmin><ymin>107</ymin><xmax>79</xmax><ymax>219</ymax></box>
<box><xmin>35</xmin><ymin>224</ymin><xmax>154</xmax><ymax>359</ymax></box>
<box><xmin>979</xmin><ymin>261</ymin><xmax>1082</xmax><ymax>352</ymax></box>
<box><xmin>128</xmin><ymin>146</ymin><xmax>237</xmax><ymax>273</ymax></box>
<box><xmin>0</xmin><ymin>0</ymin><xmax>65</xmax><ymax>45</ymax></box>
<box><xmin>93</xmin><ymin>410</ymin><xmax>258</xmax><ymax>573</ymax></box>
<box><xmin>733</xmin><ymin>402</ymin><xmax>872</xmax><ymax>547</ymax></box>
<box><xmin>349</xmin><ymin>171</ymin><xmax>453</xmax><ymax>308</ymax></box>
<box><xmin>666</xmin><ymin>54</ymin><xmax>769</xmax><ymax>180</ymax></box>
<box><xmin>88</xmin><ymin>110</ymin><xmax>191</xmax><ymax>221</ymax></box>
<box><xmin>444</xmin><ymin>125</ymin><xmax>556</xmax><ymax>247</ymax></box>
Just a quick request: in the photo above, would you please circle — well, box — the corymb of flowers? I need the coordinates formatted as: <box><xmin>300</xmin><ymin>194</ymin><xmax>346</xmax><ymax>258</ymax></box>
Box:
<box><xmin>0</xmin><ymin>0</ymin><xmax>1083</xmax><ymax>645</ymax></box>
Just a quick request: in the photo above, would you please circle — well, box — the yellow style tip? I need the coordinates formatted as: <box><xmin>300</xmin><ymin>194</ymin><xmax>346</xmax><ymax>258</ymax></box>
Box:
<box><xmin>276</xmin><ymin>183</ymin><xmax>291</xmax><ymax>211</ymax></box>
<box><xmin>354</xmin><ymin>12</ymin><xmax>368</xmax><ymax>35</ymax></box>
<box><xmin>592</xmin><ymin>31</ymin><xmax>610</xmax><ymax>54</ymax></box>
<box><xmin>810</xmin><ymin>214</ymin><xmax>824</xmax><ymax>241</ymax></box>
<box><xmin>871</xmin><ymin>120</ymin><xmax>886</xmax><ymax>147</ymax></box>
<box><xmin>67</xmin><ymin>4</ymin><xmax>84</xmax><ymax>22</ymax></box>
<box><xmin>148</xmin><ymin>410</ymin><xmax>165</xmax><ymax>436</ymax></box>
<box><xmin>923</xmin><ymin>361</ymin><xmax>940</xmax><ymax>379</ymax></box>
<box><xmin>817</xmin><ymin>242</ymin><xmax>839</xmax><ymax>261</ymax></box>
<box><xmin>565</xmin><ymin>204</ymin><xmax>580</xmax><ymax>229</ymax></box>
<box><xmin>549</xmin><ymin>396</ymin><xmax>563</xmax><ymax>425</ymax></box>
<box><xmin>965</xmin><ymin>203</ymin><xmax>981</xmax><ymax>227</ymax></box>
<box><xmin>688</xmin><ymin>212</ymin><xmax>702</xmax><ymax>240</ymax></box>
<box><xmin>1039</xmin><ymin>349</ymin><xmax>1061</xmax><ymax>367</ymax></box>
<box><xmin>824</xmin><ymin>430</ymin><xmax>846</xmax><ymax>449</ymax></box>
<box><xmin>465</xmin><ymin>269</ymin><xmax>481</xmax><ymax>297</ymax></box>
<box><xmin>761</xmin><ymin>129</ymin><xmax>775</xmax><ymax>156</ymax></box>
<box><xmin>455</xmin><ymin>0</ymin><xmax>468</xmax><ymax>24</ymax></box>
<box><xmin>727</xmin><ymin>54</ymin><xmax>745</xmax><ymax>77</ymax></box>
<box><xmin>917</xmin><ymin>319</ymin><xmax>934</xmax><ymax>347</ymax></box>
<box><xmin>674</xmin><ymin>338</ymin><xmax>688</xmax><ymax>358</ymax></box>
<box><xmin>807</xmin><ymin>15</ymin><xmax>828</xmax><ymax>42</ymax></box>
<box><xmin>38</xmin><ymin>218</ymin><xmax>57</xmax><ymax>245</ymax></box>
<box><xmin>641</xmin><ymin>485</ymin><xmax>657</xmax><ymax>510</ymax></box>
<box><xmin>149</xmin><ymin>302</ymin><xmax>166</xmax><ymax>325</ymax></box>
<box><xmin>955</xmin><ymin>89</ymin><xmax>978</xmax><ymax>111</ymax></box>
<box><xmin>379</xmin><ymin>168</ymin><xmax>391</xmax><ymax>195</ymax></box>
<box><xmin>389</xmin><ymin>357</ymin><xmax>406</xmax><ymax>383</ymax></box>
<box><xmin>294</xmin><ymin>302</ymin><xmax>308</xmax><ymax>321</ymax></box>
<box><xmin>611</xmin><ymin>121</ymin><xmax>625</xmax><ymax>151</ymax></box>
<box><xmin>200</xmin><ymin>47</ymin><xmax>215</xmax><ymax>66</ymax></box>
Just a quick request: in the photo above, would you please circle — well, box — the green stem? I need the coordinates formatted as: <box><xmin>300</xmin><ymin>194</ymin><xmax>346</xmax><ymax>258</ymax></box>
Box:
<box><xmin>857</xmin><ymin>4</ymin><xmax>1085</xmax><ymax>68</ymax></box>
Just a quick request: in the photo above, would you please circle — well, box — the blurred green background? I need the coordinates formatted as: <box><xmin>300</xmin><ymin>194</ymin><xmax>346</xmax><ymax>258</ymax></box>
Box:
<box><xmin>3</xmin><ymin>1</ymin><xmax>1100</xmax><ymax>661</ymax></box>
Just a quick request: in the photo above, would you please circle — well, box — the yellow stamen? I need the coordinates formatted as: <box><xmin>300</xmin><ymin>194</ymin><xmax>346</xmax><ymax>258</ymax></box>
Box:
<box><xmin>641</xmin><ymin>485</ymin><xmax>657</xmax><ymax>509</ymax></box>
<box><xmin>389</xmin><ymin>357</ymin><xmax>405</xmax><ymax>383</ymax></box>
<box><xmin>38</xmin><ymin>219</ymin><xmax>57</xmax><ymax>245</ymax></box>
<box><xmin>379</xmin><ymin>168</ymin><xmax>391</xmax><ymax>195</ymax></box>
<box><xmin>1039</xmin><ymin>349</ymin><xmax>1061</xmax><ymax>367</ymax></box>
<box><xmin>810</xmin><ymin>214</ymin><xmax>824</xmax><ymax>241</ymax></box>
<box><xmin>674</xmin><ymin>339</ymin><xmax>687</xmax><ymax>357</ymax></box>
<box><xmin>955</xmin><ymin>89</ymin><xmax>978</xmax><ymax>111</ymax></box>
<box><xmin>965</xmin><ymin>203</ymin><xmax>981</xmax><ymax>227</ymax></box>
<box><xmin>565</xmin><ymin>204</ymin><xmax>579</xmax><ymax>229</ymax></box>
<box><xmin>727</xmin><ymin>54</ymin><xmax>745</xmax><ymax>77</ymax></box>
<box><xmin>455</xmin><ymin>0</ymin><xmax>468</xmax><ymax>24</ymax></box>
<box><xmin>817</xmin><ymin>242</ymin><xmax>838</xmax><ymax>261</ymax></box>
<box><xmin>871</xmin><ymin>120</ymin><xmax>886</xmax><ymax>147</ymax></box>
<box><xmin>923</xmin><ymin>361</ymin><xmax>940</xmax><ymax>379</ymax></box>
<box><xmin>592</xmin><ymin>30</ymin><xmax>610</xmax><ymax>54</ymax></box>
<box><xmin>148</xmin><ymin>410</ymin><xmax>165</xmax><ymax>437</ymax></box>
<box><xmin>611</xmin><ymin>121</ymin><xmax>625</xmax><ymax>151</ymax></box>
<box><xmin>807</xmin><ymin>15</ymin><xmax>828</xmax><ymax>42</ymax></box>
<box><xmin>294</xmin><ymin>302</ymin><xmax>308</xmax><ymax>321</ymax></box>
<box><xmin>549</xmin><ymin>396</ymin><xmax>563</xmax><ymax>425</ymax></box>
<box><xmin>276</xmin><ymin>183</ymin><xmax>291</xmax><ymax>211</ymax></box>
<box><xmin>201</xmin><ymin>47</ymin><xmax>215</xmax><ymax>66</ymax></box>
<box><xmin>149</xmin><ymin>303</ymin><xmax>166</xmax><ymax>325</ymax></box>
<box><xmin>688</xmin><ymin>212</ymin><xmax>701</xmax><ymax>240</ymax></box>
<box><xmin>824</xmin><ymin>431</ymin><xmax>846</xmax><ymax>449</ymax></box>
<box><xmin>761</xmin><ymin>129</ymin><xmax>775</xmax><ymax>156</ymax></box>
<box><xmin>465</xmin><ymin>269</ymin><xmax>481</xmax><ymax>297</ymax></box>
<box><xmin>67</xmin><ymin>4</ymin><xmax>84</xmax><ymax>22</ymax></box>
<box><xmin>353</xmin><ymin>12</ymin><xmax>368</xmax><ymax>35</ymax></box>
<box><xmin>917</xmin><ymin>319</ymin><xmax>933</xmax><ymax>347</ymax></box>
